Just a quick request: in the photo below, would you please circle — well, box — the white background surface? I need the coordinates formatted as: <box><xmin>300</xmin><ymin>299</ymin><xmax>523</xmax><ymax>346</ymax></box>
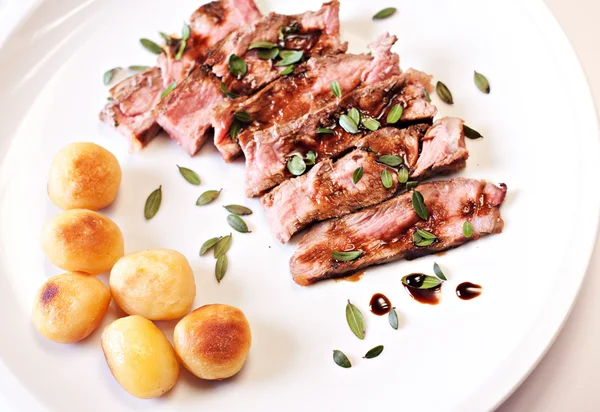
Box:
<box><xmin>498</xmin><ymin>1</ymin><xmax>600</xmax><ymax>411</ymax></box>
<box><xmin>0</xmin><ymin>1</ymin><xmax>598</xmax><ymax>411</ymax></box>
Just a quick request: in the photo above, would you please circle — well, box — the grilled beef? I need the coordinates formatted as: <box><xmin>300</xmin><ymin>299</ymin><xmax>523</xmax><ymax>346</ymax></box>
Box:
<box><xmin>158</xmin><ymin>0</ymin><xmax>262</xmax><ymax>86</ymax></box>
<box><xmin>155</xmin><ymin>1</ymin><xmax>344</xmax><ymax>156</ymax></box>
<box><xmin>243</xmin><ymin>69</ymin><xmax>436</xmax><ymax>197</ymax></box>
<box><xmin>99</xmin><ymin>67</ymin><xmax>164</xmax><ymax>151</ymax></box>
<box><xmin>213</xmin><ymin>33</ymin><xmax>400</xmax><ymax>162</ymax></box>
<box><xmin>290</xmin><ymin>178</ymin><xmax>507</xmax><ymax>285</ymax></box>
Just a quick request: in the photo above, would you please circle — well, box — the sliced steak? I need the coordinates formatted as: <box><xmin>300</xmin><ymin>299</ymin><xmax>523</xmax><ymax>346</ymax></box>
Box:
<box><xmin>290</xmin><ymin>178</ymin><xmax>507</xmax><ymax>285</ymax></box>
<box><xmin>155</xmin><ymin>0</ymin><xmax>345</xmax><ymax>156</ymax></box>
<box><xmin>262</xmin><ymin>125</ymin><xmax>428</xmax><ymax>243</ymax></box>
<box><xmin>213</xmin><ymin>33</ymin><xmax>400</xmax><ymax>162</ymax></box>
<box><xmin>158</xmin><ymin>0</ymin><xmax>262</xmax><ymax>86</ymax></box>
<box><xmin>244</xmin><ymin>69</ymin><xmax>436</xmax><ymax>197</ymax></box>
<box><xmin>99</xmin><ymin>67</ymin><xmax>164</xmax><ymax>151</ymax></box>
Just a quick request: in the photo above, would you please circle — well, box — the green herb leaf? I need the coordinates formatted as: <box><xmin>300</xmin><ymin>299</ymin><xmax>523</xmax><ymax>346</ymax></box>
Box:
<box><xmin>386</xmin><ymin>103</ymin><xmax>403</xmax><ymax>124</ymax></box>
<box><xmin>361</xmin><ymin>117</ymin><xmax>380</xmax><ymax>131</ymax></box>
<box><xmin>287</xmin><ymin>155</ymin><xmax>306</xmax><ymax>176</ymax></box>
<box><xmin>181</xmin><ymin>22</ymin><xmax>190</xmax><ymax>41</ymax></box>
<box><xmin>416</xmin><ymin>228</ymin><xmax>436</xmax><ymax>240</ymax></box>
<box><xmin>373</xmin><ymin>7</ymin><xmax>397</xmax><ymax>20</ymax></box>
<box><xmin>413</xmin><ymin>233</ymin><xmax>435</xmax><ymax>247</ymax></box>
<box><xmin>128</xmin><ymin>65</ymin><xmax>150</xmax><ymax>72</ymax></box>
<box><xmin>474</xmin><ymin>71</ymin><xmax>490</xmax><ymax>94</ymax></box>
<box><xmin>423</xmin><ymin>88</ymin><xmax>431</xmax><ymax>102</ymax></box>
<box><xmin>277</xmin><ymin>50</ymin><xmax>303</xmax><ymax>66</ymax></box>
<box><xmin>107</xmin><ymin>96</ymin><xmax>114</xmax><ymax>101</ymax></box>
<box><xmin>388</xmin><ymin>307</ymin><xmax>399</xmax><ymax>330</ymax></box>
<box><xmin>339</xmin><ymin>114</ymin><xmax>359</xmax><ymax>134</ymax></box>
<box><xmin>330</xmin><ymin>80</ymin><xmax>342</xmax><ymax>98</ymax></box>
<box><xmin>214</xmin><ymin>234</ymin><xmax>232</xmax><ymax>258</ymax></box>
<box><xmin>229</xmin><ymin>120</ymin><xmax>242</xmax><ymax>139</ymax></box>
<box><xmin>103</xmin><ymin>67</ymin><xmax>121</xmax><ymax>85</ymax></box>
<box><xmin>220</xmin><ymin>82</ymin><xmax>238</xmax><ymax>98</ymax></box>
<box><xmin>317</xmin><ymin>127</ymin><xmax>334</xmax><ymax>134</ymax></box>
<box><xmin>257</xmin><ymin>47</ymin><xmax>280</xmax><ymax>60</ymax></box>
<box><xmin>280</xmin><ymin>64</ymin><xmax>295</xmax><ymax>75</ymax></box>
<box><xmin>436</xmin><ymin>81</ymin><xmax>454</xmax><ymax>104</ymax></box>
<box><xmin>229</xmin><ymin>54</ymin><xmax>247</xmax><ymax>79</ymax></box>
<box><xmin>175</xmin><ymin>23</ymin><xmax>190</xmax><ymax>60</ymax></box>
<box><xmin>140</xmin><ymin>38</ymin><xmax>163</xmax><ymax>54</ymax></box>
<box><xmin>463</xmin><ymin>124</ymin><xmax>483</xmax><ymax>140</ymax></box>
<box><xmin>305</xmin><ymin>151</ymin><xmax>317</xmax><ymax>166</ymax></box>
<box><xmin>346</xmin><ymin>300</ymin><xmax>366</xmax><ymax>340</ymax></box>
<box><xmin>161</xmin><ymin>82</ymin><xmax>177</xmax><ymax>99</ymax></box>
<box><xmin>224</xmin><ymin>205</ymin><xmax>253</xmax><ymax>215</ymax></box>
<box><xmin>177</xmin><ymin>165</ymin><xmax>201</xmax><ymax>185</ymax></box>
<box><xmin>406</xmin><ymin>181</ymin><xmax>419</xmax><ymax>190</ymax></box>
<box><xmin>411</xmin><ymin>190</ymin><xmax>429</xmax><ymax>220</ymax></box>
<box><xmin>215</xmin><ymin>254</ymin><xmax>228</xmax><ymax>282</ymax></box>
<box><xmin>352</xmin><ymin>167</ymin><xmax>363</xmax><ymax>184</ymax></box>
<box><xmin>249</xmin><ymin>40</ymin><xmax>278</xmax><ymax>50</ymax></box>
<box><xmin>348</xmin><ymin>108</ymin><xmax>360</xmax><ymax>125</ymax></box>
<box><xmin>381</xmin><ymin>168</ymin><xmax>394</xmax><ymax>188</ymax></box>
<box><xmin>227</xmin><ymin>214</ymin><xmax>251</xmax><ymax>233</ymax></box>
<box><xmin>331</xmin><ymin>251</ymin><xmax>362</xmax><ymax>262</ymax></box>
<box><xmin>196</xmin><ymin>189</ymin><xmax>222</xmax><ymax>206</ymax></box>
<box><xmin>234</xmin><ymin>111</ymin><xmax>252</xmax><ymax>123</ymax></box>
<box><xmin>378</xmin><ymin>154</ymin><xmax>403</xmax><ymax>167</ymax></box>
<box><xmin>433</xmin><ymin>262</ymin><xmax>447</xmax><ymax>281</ymax></box>
<box><xmin>278</xmin><ymin>22</ymin><xmax>300</xmax><ymax>40</ymax></box>
<box><xmin>463</xmin><ymin>221</ymin><xmax>474</xmax><ymax>238</ymax></box>
<box><xmin>159</xmin><ymin>31</ymin><xmax>173</xmax><ymax>45</ymax></box>
<box><xmin>402</xmin><ymin>274</ymin><xmax>442</xmax><ymax>289</ymax></box>
<box><xmin>144</xmin><ymin>186</ymin><xmax>162</xmax><ymax>220</ymax></box>
<box><xmin>200</xmin><ymin>237</ymin><xmax>221</xmax><ymax>256</ymax></box>
<box><xmin>397</xmin><ymin>167</ymin><xmax>409</xmax><ymax>184</ymax></box>
<box><xmin>333</xmin><ymin>350</ymin><xmax>352</xmax><ymax>368</ymax></box>
<box><xmin>364</xmin><ymin>345</ymin><xmax>384</xmax><ymax>359</ymax></box>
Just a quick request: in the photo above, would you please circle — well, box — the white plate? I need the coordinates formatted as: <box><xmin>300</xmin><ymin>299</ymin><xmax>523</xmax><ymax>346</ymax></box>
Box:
<box><xmin>0</xmin><ymin>0</ymin><xmax>598</xmax><ymax>411</ymax></box>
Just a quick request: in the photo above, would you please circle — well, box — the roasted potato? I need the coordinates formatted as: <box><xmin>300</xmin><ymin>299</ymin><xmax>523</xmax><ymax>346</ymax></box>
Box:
<box><xmin>174</xmin><ymin>304</ymin><xmax>251</xmax><ymax>380</ymax></box>
<box><xmin>41</xmin><ymin>209</ymin><xmax>124</xmax><ymax>275</ymax></box>
<box><xmin>101</xmin><ymin>315</ymin><xmax>179</xmax><ymax>399</ymax></box>
<box><xmin>48</xmin><ymin>142</ymin><xmax>122</xmax><ymax>210</ymax></box>
<box><xmin>32</xmin><ymin>272</ymin><xmax>111</xmax><ymax>343</ymax></box>
<box><xmin>110</xmin><ymin>249</ymin><xmax>196</xmax><ymax>320</ymax></box>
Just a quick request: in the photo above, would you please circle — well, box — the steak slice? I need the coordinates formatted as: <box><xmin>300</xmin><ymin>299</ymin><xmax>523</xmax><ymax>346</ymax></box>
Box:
<box><xmin>213</xmin><ymin>33</ymin><xmax>400</xmax><ymax>162</ymax></box>
<box><xmin>261</xmin><ymin>125</ymin><xmax>428</xmax><ymax>243</ymax></box>
<box><xmin>155</xmin><ymin>0</ymin><xmax>345</xmax><ymax>156</ymax></box>
<box><xmin>158</xmin><ymin>0</ymin><xmax>262</xmax><ymax>86</ymax></box>
<box><xmin>243</xmin><ymin>69</ymin><xmax>436</xmax><ymax>197</ymax></box>
<box><xmin>99</xmin><ymin>67</ymin><xmax>164</xmax><ymax>151</ymax></box>
<box><xmin>290</xmin><ymin>178</ymin><xmax>507</xmax><ymax>286</ymax></box>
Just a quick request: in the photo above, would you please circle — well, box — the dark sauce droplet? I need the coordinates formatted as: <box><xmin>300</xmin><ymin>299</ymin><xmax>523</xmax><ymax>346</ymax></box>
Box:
<box><xmin>369</xmin><ymin>293</ymin><xmax>392</xmax><ymax>315</ymax></box>
<box><xmin>456</xmin><ymin>282</ymin><xmax>483</xmax><ymax>300</ymax></box>
<box><xmin>403</xmin><ymin>273</ymin><xmax>441</xmax><ymax>305</ymax></box>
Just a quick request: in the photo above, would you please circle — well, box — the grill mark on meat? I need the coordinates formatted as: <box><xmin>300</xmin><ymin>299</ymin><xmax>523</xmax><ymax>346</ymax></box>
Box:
<box><xmin>243</xmin><ymin>69</ymin><xmax>436</xmax><ymax>197</ymax></box>
<box><xmin>290</xmin><ymin>178</ymin><xmax>507</xmax><ymax>285</ymax></box>
<box><xmin>213</xmin><ymin>33</ymin><xmax>400</xmax><ymax>162</ymax></box>
<box><xmin>155</xmin><ymin>1</ymin><xmax>344</xmax><ymax>156</ymax></box>
<box><xmin>262</xmin><ymin>125</ymin><xmax>428</xmax><ymax>243</ymax></box>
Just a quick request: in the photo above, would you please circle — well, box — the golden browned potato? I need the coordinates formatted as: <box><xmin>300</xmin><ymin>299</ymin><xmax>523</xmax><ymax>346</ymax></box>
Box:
<box><xmin>110</xmin><ymin>249</ymin><xmax>196</xmax><ymax>321</ymax></box>
<box><xmin>174</xmin><ymin>304</ymin><xmax>251</xmax><ymax>380</ymax></box>
<box><xmin>101</xmin><ymin>315</ymin><xmax>179</xmax><ymax>399</ymax></box>
<box><xmin>32</xmin><ymin>272</ymin><xmax>111</xmax><ymax>343</ymax></box>
<box><xmin>41</xmin><ymin>209</ymin><xmax>124</xmax><ymax>275</ymax></box>
<box><xmin>48</xmin><ymin>142</ymin><xmax>122</xmax><ymax>210</ymax></box>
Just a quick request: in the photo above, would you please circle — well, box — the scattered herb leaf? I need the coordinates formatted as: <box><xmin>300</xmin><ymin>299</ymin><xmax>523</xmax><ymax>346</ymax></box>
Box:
<box><xmin>436</xmin><ymin>81</ymin><xmax>454</xmax><ymax>104</ymax></box>
<box><xmin>159</xmin><ymin>31</ymin><xmax>172</xmax><ymax>45</ymax></box>
<box><xmin>411</xmin><ymin>190</ymin><xmax>429</xmax><ymax>220</ymax></box>
<box><xmin>175</xmin><ymin>22</ymin><xmax>190</xmax><ymax>60</ymax></box>
<box><xmin>317</xmin><ymin>127</ymin><xmax>334</xmax><ymax>134</ymax></box>
<box><xmin>386</xmin><ymin>103</ymin><xmax>403</xmax><ymax>124</ymax></box>
<box><xmin>177</xmin><ymin>165</ymin><xmax>201</xmax><ymax>185</ymax></box>
<box><xmin>280</xmin><ymin>64</ymin><xmax>295</xmax><ymax>75</ymax></box>
<box><xmin>333</xmin><ymin>350</ymin><xmax>352</xmax><ymax>368</ymax></box>
<box><xmin>381</xmin><ymin>168</ymin><xmax>393</xmax><ymax>188</ymax></box>
<box><xmin>200</xmin><ymin>237</ymin><xmax>221</xmax><ymax>256</ymax></box>
<box><xmin>128</xmin><ymin>65</ymin><xmax>150</xmax><ymax>72</ymax></box>
<box><xmin>378</xmin><ymin>154</ymin><xmax>403</xmax><ymax>167</ymax></box>
<box><xmin>257</xmin><ymin>47</ymin><xmax>280</xmax><ymax>60</ymax></box>
<box><xmin>277</xmin><ymin>50</ymin><xmax>303</xmax><ymax>66</ymax></box>
<box><xmin>362</xmin><ymin>117</ymin><xmax>381</xmax><ymax>131</ymax></box>
<box><xmin>224</xmin><ymin>205</ymin><xmax>253</xmax><ymax>216</ymax></box>
<box><xmin>249</xmin><ymin>40</ymin><xmax>278</xmax><ymax>50</ymax></box>
<box><xmin>389</xmin><ymin>307</ymin><xmax>399</xmax><ymax>330</ymax></box>
<box><xmin>196</xmin><ymin>189</ymin><xmax>221</xmax><ymax>206</ymax></box>
<box><xmin>331</xmin><ymin>251</ymin><xmax>362</xmax><ymax>262</ymax></box>
<box><xmin>397</xmin><ymin>167</ymin><xmax>409</xmax><ymax>183</ymax></box>
<box><xmin>373</xmin><ymin>7</ymin><xmax>397</xmax><ymax>20</ymax></box>
<box><xmin>339</xmin><ymin>114</ymin><xmax>359</xmax><ymax>134</ymax></box>
<box><xmin>229</xmin><ymin>120</ymin><xmax>242</xmax><ymax>139</ymax></box>
<box><xmin>415</xmin><ymin>228</ymin><xmax>436</xmax><ymax>240</ymax></box>
<box><xmin>220</xmin><ymin>82</ymin><xmax>237</xmax><ymax>98</ymax></box>
<box><xmin>287</xmin><ymin>155</ymin><xmax>306</xmax><ymax>176</ymax></box>
<box><xmin>474</xmin><ymin>71</ymin><xmax>490</xmax><ymax>94</ymax></box>
<box><xmin>433</xmin><ymin>262</ymin><xmax>447</xmax><ymax>281</ymax></box>
<box><xmin>346</xmin><ymin>300</ymin><xmax>366</xmax><ymax>340</ymax></box>
<box><xmin>214</xmin><ymin>234</ymin><xmax>232</xmax><ymax>258</ymax></box>
<box><xmin>423</xmin><ymin>88</ymin><xmax>431</xmax><ymax>102</ymax></box>
<box><xmin>215</xmin><ymin>254</ymin><xmax>228</xmax><ymax>282</ymax></box>
<box><xmin>140</xmin><ymin>38</ymin><xmax>163</xmax><ymax>54</ymax></box>
<box><xmin>330</xmin><ymin>80</ymin><xmax>342</xmax><ymax>98</ymax></box>
<box><xmin>352</xmin><ymin>167</ymin><xmax>364</xmax><ymax>184</ymax></box>
<box><xmin>161</xmin><ymin>82</ymin><xmax>177</xmax><ymax>99</ymax></box>
<box><xmin>463</xmin><ymin>124</ymin><xmax>483</xmax><ymax>140</ymax></box>
<box><xmin>234</xmin><ymin>111</ymin><xmax>252</xmax><ymax>123</ymax></box>
<box><xmin>463</xmin><ymin>221</ymin><xmax>474</xmax><ymax>238</ymax></box>
<box><xmin>413</xmin><ymin>232</ymin><xmax>435</xmax><ymax>247</ymax></box>
<box><xmin>103</xmin><ymin>67</ymin><xmax>121</xmax><ymax>85</ymax></box>
<box><xmin>364</xmin><ymin>345</ymin><xmax>384</xmax><ymax>359</ymax></box>
<box><xmin>229</xmin><ymin>54</ymin><xmax>247</xmax><ymax>79</ymax></box>
<box><xmin>406</xmin><ymin>181</ymin><xmax>419</xmax><ymax>190</ymax></box>
<box><xmin>305</xmin><ymin>151</ymin><xmax>317</xmax><ymax>166</ymax></box>
<box><xmin>144</xmin><ymin>186</ymin><xmax>162</xmax><ymax>220</ymax></box>
<box><xmin>401</xmin><ymin>274</ymin><xmax>442</xmax><ymax>289</ymax></box>
<box><xmin>348</xmin><ymin>108</ymin><xmax>360</xmax><ymax>125</ymax></box>
<box><xmin>227</xmin><ymin>214</ymin><xmax>251</xmax><ymax>233</ymax></box>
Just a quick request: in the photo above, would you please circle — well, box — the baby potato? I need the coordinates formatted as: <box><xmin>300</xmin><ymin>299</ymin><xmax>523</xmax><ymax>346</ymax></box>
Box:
<box><xmin>32</xmin><ymin>272</ymin><xmax>111</xmax><ymax>343</ymax></box>
<box><xmin>174</xmin><ymin>304</ymin><xmax>251</xmax><ymax>380</ymax></box>
<box><xmin>110</xmin><ymin>249</ymin><xmax>196</xmax><ymax>320</ymax></box>
<box><xmin>41</xmin><ymin>209</ymin><xmax>124</xmax><ymax>275</ymax></box>
<box><xmin>101</xmin><ymin>315</ymin><xmax>179</xmax><ymax>399</ymax></box>
<box><xmin>48</xmin><ymin>142</ymin><xmax>122</xmax><ymax>210</ymax></box>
